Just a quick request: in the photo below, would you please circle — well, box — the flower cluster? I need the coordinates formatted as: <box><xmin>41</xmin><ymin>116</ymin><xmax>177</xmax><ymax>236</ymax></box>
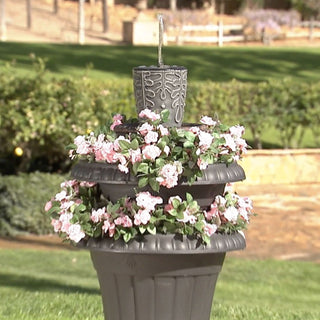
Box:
<box><xmin>45</xmin><ymin>179</ymin><xmax>254</xmax><ymax>244</ymax></box>
<box><xmin>69</xmin><ymin>109</ymin><xmax>248</xmax><ymax>192</ymax></box>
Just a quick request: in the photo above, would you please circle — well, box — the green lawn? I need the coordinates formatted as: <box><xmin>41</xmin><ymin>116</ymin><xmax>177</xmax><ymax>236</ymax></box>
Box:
<box><xmin>0</xmin><ymin>248</ymin><xmax>319</xmax><ymax>320</ymax></box>
<box><xmin>1</xmin><ymin>42</ymin><xmax>320</xmax><ymax>82</ymax></box>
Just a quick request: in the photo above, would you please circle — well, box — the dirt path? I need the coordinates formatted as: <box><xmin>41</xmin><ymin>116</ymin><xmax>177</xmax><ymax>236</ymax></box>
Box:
<box><xmin>1</xmin><ymin>183</ymin><xmax>319</xmax><ymax>263</ymax></box>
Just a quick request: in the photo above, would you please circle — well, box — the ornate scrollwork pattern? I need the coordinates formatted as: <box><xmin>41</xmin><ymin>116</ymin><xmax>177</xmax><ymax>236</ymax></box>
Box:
<box><xmin>133</xmin><ymin>67</ymin><xmax>188</xmax><ymax>127</ymax></box>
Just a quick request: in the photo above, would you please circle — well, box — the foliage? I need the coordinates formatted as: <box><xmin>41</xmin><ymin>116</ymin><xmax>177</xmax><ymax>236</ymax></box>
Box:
<box><xmin>0</xmin><ymin>172</ymin><xmax>65</xmax><ymax>236</ymax></box>
<box><xmin>0</xmin><ymin>250</ymin><xmax>319</xmax><ymax>320</ymax></box>
<box><xmin>46</xmin><ymin>111</ymin><xmax>253</xmax><ymax>244</ymax></box>
<box><xmin>291</xmin><ymin>0</ymin><xmax>320</xmax><ymax>19</ymax></box>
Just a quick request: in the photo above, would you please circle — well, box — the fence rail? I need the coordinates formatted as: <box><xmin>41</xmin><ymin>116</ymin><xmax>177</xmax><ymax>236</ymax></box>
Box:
<box><xmin>165</xmin><ymin>22</ymin><xmax>244</xmax><ymax>47</ymax></box>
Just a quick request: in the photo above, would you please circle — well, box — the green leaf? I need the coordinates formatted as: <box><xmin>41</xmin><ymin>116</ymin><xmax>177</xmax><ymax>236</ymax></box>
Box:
<box><xmin>130</xmin><ymin>138</ymin><xmax>139</xmax><ymax>150</ymax></box>
<box><xmin>183</xmin><ymin>141</ymin><xmax>194</xmax><ymax>148</ymax></box>
<box><xmin>139</xmin><ymin>225</ymin><xmax>147</xmax><ymax>234</ymax></box>
<box><xmin>118</xmin><ymin>140</ymin><xmax>131</xmax><ymax>150</ymax></box>
<box><xmin>161</xmin><ymin>109</ymin><xmax>170</xmax><ymax>123</ymax></box>
<box><xmin>186</xmin><ymin>193</ymin><xmax>193</xmax><ymax>203</ymax></box>
<box><xmin>137</xmin><ymin>162</ymin><xmax>149</xmax><ymax>174</ymax></box>
<box><xmin>123</xmin><ymin>233</ymin><xmax>132</xmax><ymax>243</ymax></box>
<box><xmin>149</xmin><ymin>177</ymin><xmax>160</xmax><ymax>192</ymax></box>
<box><xmin>138</xmin><ymin>176</ymin><xmax>148</xmax><ymax>188</ymax></box>
<box><xmin>147</xmin><ymin>224</ymin><xmax>156</xmax><ymax>235</ymax></box>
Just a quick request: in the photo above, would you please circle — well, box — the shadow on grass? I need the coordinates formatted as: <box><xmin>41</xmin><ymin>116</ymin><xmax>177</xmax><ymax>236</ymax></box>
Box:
<box><xmin>1</xmin><ymin>43</ymin><xmax>320</xmax><ymax>82</ymax></box>
<box><xmin>0</xmin><ymin>272</ymin><xmax>100</xmax><ymax>295</ymax></box>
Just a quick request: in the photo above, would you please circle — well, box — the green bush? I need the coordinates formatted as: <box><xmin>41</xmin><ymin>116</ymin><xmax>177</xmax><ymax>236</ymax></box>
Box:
<box><xmin>1</xmin><ymin>57</ymin><xmax>320</xmax><ymax>174</ymax></box>
<box><xmin>0</xmin><ymin>172</ymin><xmax>65</xmax><ymax>236</ymax></box>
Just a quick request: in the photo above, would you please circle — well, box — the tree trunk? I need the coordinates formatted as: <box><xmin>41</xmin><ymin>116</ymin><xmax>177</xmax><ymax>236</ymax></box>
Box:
<box><xmin>102</xmin><ymin>0</ymin><xmax>108</xmax><ymax>33</ymax></box>
<box><xmin>26</xmin><ymin>0</ymin><xmax>31</xmax><ymax>29</ymax></box>
<box><xmin>53</xmin><ymin>0</ymin><xmax>58</xmax><ymax>14</ymax></box>
<box><xmin>78</xmin><ymin>0</ymin><xmax>85</xmax><ymax>44</ymax></box>
<box><xmin>0</xmin><ymin>0</ymin><xmax>7</xmax><ymax>41</ymax></box>
<box><xmin>170</xmin><ymin>0</ymin><xmax>177</xmax><ymax>11</ymax></box>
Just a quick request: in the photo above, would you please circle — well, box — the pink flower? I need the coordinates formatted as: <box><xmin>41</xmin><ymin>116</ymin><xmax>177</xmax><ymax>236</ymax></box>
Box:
<box><xmin>80</xmin><ymin>181</ymin><xmax>96</xmax><ymax>188</ymax></box>
<box><xmin>134</xmin><ymin>209</ymin><xmax>151</xmax><ymax>225</ymax></box>
<box><xmin>110</xmin><ymin>114</ymin><xmax>123</xmax><ymax>130</ymax></box>
<box><xmin>118</xmin><ymin>164</ymin><xmax>129</xmax><ymax>173</ymax></box>
<box><xmin>136</xmin><ymin>192</ymin><xmax>163</xmax><ymax>211</ymax></box>
<box><xmin>142</xmin><ymin>145</ymin><xmax>161</xmax><ymax>161</ymax></box>
<box><xmin>200</xmin><ymin>116</ymin><xmax>217</xmax><ymax>126</ymax></box>
<box><xmin>158</xmin><ymin>124</ymin><xmax>169</xmax><ymax>136</ymax></box>
<box><xmin>67</xmin><ymin>224</ymin><xmax>85</xmax><ymax>243</ymax></box>
<box><xmin>55</xmin><ymin>190</ymin><xmax>68</xmax><ymax>201</ymax></box>
<box><xmin>139</xmin><ymin>108</ymin><xmax>160</xmax><ymax>121</ymax></box>
<box><xmin>74</xmin><ymin>135</ymin><xmax>90</xmax><ymax>155</ymax></box>
<box><xmin>203</xmin><ymin>222</ymin><xmax>218</xmax><ymax>237</ymax></box>
<box><xmin>138</xmin><ymin>122</ymin><xmax>154</xmax><ymax>136</ymax></box>
<box><xmin>95</xmin><ymin>142</ymin><xmax>116</xmax><ymax>163</ymax></box>
<box><xmin>163</xmin><ymin>145</ymin><xmax>170</xmax><ymax>155</ymax></box>
<box><xmin>114</xmin><ymin>216</ymin><xmax>133</xmax><ymax>227</ymax></box>
<box><xmin>91</xmin><ymin>207</ymin><xmax>107</xmax><ymax>223</ymax></box>
<box><xmin>102</xmin><ymin>220</ymin><xmax>116</xmax><ymax>237</ymax></box>
<box><xmin>197</xmin><ymin>158</ymin><xmax>208</xmax><ymax>170</ymax></box>
<box><xmin>189</xmin><ymin>126</ymin><xmax>200</xmax><ymax>135</ymax></box>
<box><xmin>51</xmin><ymin>219</ymin><xmax>62</xmax><ymax>232</ymax></box>
<box><xmin>45</xmin><ymin>201</ymin><xmax>52</xmax><ymax>212</ymax></box>
<box><xmin>60</xmin><ymin>200</ymin><xmax>75</xmax><ymax>210</ymax></box>
<box><xmin>144</xmin><ymin>131</ymin><xmax>159</xmax><ymax>144</ymax></box>
<box><xmin>61</xmin><ymin>180</ymin><xmax>78</xmax><ymax>189</ymax></box>
<box><xmin>129</xmin><ymin>148</ymin><xmax>142</xmax><ymax>164</ymax></box>
<box><xmin>156</xmin><ymin>162</ymin><xmax>182</xmax><ymax>188</ymax></box>
<box><xmin>205</xmin><ymin>203</ymin><xmax>219</xmax><ymax>220</ymax></box>
<box><xmin>177</xmin><ymin>208</ymin><xmax>197</xmax><ymax>224</ymax></box>
<box><xmin>59</xmin><ymin>213</ymin><xmax>73</xmax><ymax>233</ymax></box>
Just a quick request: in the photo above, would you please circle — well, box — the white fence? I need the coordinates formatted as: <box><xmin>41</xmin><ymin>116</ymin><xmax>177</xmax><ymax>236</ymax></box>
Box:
<box><xmin>165</xmin><ymin>22</ymin><xmax>244</xmax><ymax>47</ymax></box>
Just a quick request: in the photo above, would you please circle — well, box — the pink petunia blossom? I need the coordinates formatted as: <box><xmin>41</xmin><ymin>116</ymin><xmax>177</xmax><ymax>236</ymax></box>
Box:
<box><xmin>139</xmin><ymin>108</ymin><xmax>161</xmax><ymax>121</ymax></box>
<box><xmin>129</xmin><ymin>148</ymin><xmax>142</xmax><ymax>164</ymax></box>
<box><xmin>222</xmin><ymin>134</ymin><xmax>237</xmax><ymax>151</ymax></box>
<box><xmin>55</xmin><ymin>190</ymin><xmax>68</xmax><ymax>201</ymax></box>
<box><xmin>230</xmin><ymin>125</ymin><xmax>244</xmax><ymax>139</ymax></box>
<box><xmin>51</xmin><ymin>219</ymin><xmax>62</xmax><ymax>232</ymax></box>
<box><xmin>91</xmin><ymin>207</ymin><xmax>107</xmax><ymax>223</ymax></box>
<box><xmin>138</xmin><ymin>122</ymin><xmax>154</xmax><ymax>136</ymax></box>
<box><xmin>114</xmin><ymin>215</ymin><xmax>133</xmax><ymax>227</ymax></box>
<box><xmin>158</xmin><ymin>124</ymin><xmax>169</xmax><ymax>136</ymax></box>
<box><xmin>136</xmin><ymin>192</ymin><xmax>163</xmax><ymax>211</ymax></box>
<box><xmin>142</xmin><ymin>145</ymin><xmax>162</xmax><ymax>161</ymax></box>
<box><xmin>200</xmin><ymin>116</ymin><xmax>217</xmax><ymax>126</ymax></box>
<box><xmin>203</xmin><ymin>222</ymin><xmax>218</xmax><ymax>237</ymax></box>
<box><xmin>110</xmin><ymin>114</ymin><xmax>123</xmax><ymax>130</ymax></box>
<box><xmin>144</xmin><ymin>131</ymin><xmax>159</xmax><ymax>144</ymax></box>
<box><xmin>74</xmin><ymin>135</ymin><xmax>91</xmax><ymax>155</ymax></box>
<box><xmin>189</xmin><ymin>126</ymin><xmax>200</xmax><ymax>135</ymax></box>
<box><xmin>205</xmin><ymin>203</ymin><xmax>219</xmax><ymax>220</ymax></box>
<box><xmin>45</xmin><ymin>201</ymin><xmax>52</xmax><ymax>212</ymax></box>
<box><xmin>134</xmin><ymin>209</ymin><xmax>151</xmax><ymax>225</ymax></box>
<box><xmin>102</xmin><ymin>220</ymin><xmax>116</xmax><ymax>237</ymax></box>
<box><xmin>197</xmin><ymin>158</ymin><xmax>209</xmax><ymax>170</ymax></box>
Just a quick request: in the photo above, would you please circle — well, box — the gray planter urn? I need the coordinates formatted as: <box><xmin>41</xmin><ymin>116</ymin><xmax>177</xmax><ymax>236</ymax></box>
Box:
<box><xmin>79</xmin><ymin>233</ymin><xmax>245</xmax><ymax>320</ymax></box>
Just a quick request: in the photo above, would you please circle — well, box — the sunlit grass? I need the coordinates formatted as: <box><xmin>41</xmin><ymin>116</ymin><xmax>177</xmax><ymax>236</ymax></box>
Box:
<box><xmin>1</xmin><ymin>42</ymin><xmax>320</xmax><ymax>83</ymax></box>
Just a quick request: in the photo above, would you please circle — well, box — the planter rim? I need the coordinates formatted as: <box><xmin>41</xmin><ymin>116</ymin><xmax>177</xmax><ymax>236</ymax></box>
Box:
<box><xmin>78</xmin><ymin>232</ymin><xmax>246</xmax><ymax>254</ymax></box>
<box><xmin>71</xmin><ymin>161</ymin><xmax>246</xmax><ymax>185</ymax></box>
<box><xmin>133</xmin><ymin>65</ymin><xmax>187</xmax><ymax>71</ymax></box>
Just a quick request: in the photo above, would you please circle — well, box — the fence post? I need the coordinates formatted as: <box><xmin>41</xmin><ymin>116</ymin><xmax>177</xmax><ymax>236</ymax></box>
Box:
<box><xmin>218</xmin><ymin>20</ymin><xmax>223</xmax><ymax>47</ymax></box>
<box><xmin>309</xmin><ymin>17</ymin><xmax>314</xmax><ymax>41</ymax></box>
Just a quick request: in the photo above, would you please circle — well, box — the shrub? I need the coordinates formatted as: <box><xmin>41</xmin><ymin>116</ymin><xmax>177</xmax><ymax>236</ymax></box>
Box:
<box><xmin>1</xmin><ymin>57</ymin><xmax>320</xmax><ymax>174</ymax></box>
<box><xmin>0</xmin><ymin>172</ymin><xmax>65</xmax><ymax>236</ymax></box>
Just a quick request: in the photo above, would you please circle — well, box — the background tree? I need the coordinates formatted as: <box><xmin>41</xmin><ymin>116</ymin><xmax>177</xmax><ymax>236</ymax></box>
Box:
<box><xmin>291</xmin><ymin>0</ymin><xmax>320</xmax><ymax>19</ymax></box>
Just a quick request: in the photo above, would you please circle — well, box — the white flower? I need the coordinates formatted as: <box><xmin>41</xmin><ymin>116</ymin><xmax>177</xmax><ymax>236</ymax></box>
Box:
<box><xmin>200</xmin><ymin>116</ymin><xmax>217</xmax><ymax>126</ymax></box>
<box><xmin>223</xmin><ymin>207</ymin><xmax>239</xmax><ymax>222</ymax></box>
<box><xmin>67</xmin><ymin>224</ymin><xmax>85</xmax><ymax>243</ymax></box>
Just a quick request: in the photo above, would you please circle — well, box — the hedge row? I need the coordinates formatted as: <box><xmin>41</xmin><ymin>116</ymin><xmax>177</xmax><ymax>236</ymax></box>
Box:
<box><xmin>1</xmin><ymin>57</ymin><xmax>320</xmax><ymax>173</ymax></box>
<box><xmin>0</xmin><ymin>172</ymin><xmax>65</xmax><ymax>236</ymax></box>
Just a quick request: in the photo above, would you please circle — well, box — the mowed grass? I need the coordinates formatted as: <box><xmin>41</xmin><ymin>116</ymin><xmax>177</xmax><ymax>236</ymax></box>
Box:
<box><xmin>0</xmin><ymin>248</ymin><xmax>319</xmax><ymax>320</ymax></box>
<box><xmin>1</xmin><ymin>42</ymin><xmax>320</xmax><ymax>82</ymax></box>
